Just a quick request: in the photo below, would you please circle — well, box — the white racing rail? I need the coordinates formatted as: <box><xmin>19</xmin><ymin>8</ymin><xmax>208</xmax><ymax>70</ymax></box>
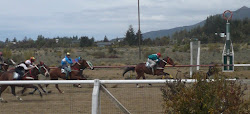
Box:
<box><xmin>0</xmin><ymin>79</ymin><xmax>241</xmax><ymax>114</ymax></box>
<box><xmin>0</xmin><ymin>79</ymin><xmax>238</xmax><ymax>85</ymax></box>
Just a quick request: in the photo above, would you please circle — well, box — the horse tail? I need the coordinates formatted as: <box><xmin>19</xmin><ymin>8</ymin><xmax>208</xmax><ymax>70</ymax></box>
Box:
<box><xmin>122</xmin><ymin>67</ymin><xmax>135</xmax><ymax>77</ymax></box>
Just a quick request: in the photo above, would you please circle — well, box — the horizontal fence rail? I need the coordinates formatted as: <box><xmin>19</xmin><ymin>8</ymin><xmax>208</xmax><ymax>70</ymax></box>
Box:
<box><xmin>0</xmin><ymin>79</ymin><xmax>241</xmax><ymax>85</ymax></box>
<box><xmin>48</xmin><ymin>64</ymin><xmax>250</xmax><ymax>69</ymax></box>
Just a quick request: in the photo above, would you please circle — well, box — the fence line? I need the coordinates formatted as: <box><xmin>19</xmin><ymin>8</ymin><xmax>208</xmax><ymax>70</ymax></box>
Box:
<box><xmin>48</xmin><ymin>64</ymin><xmax>250</xmax><ymax>69</ymax></box>
<box><xmin>0</xmin><ymin>79</ymin><xmax>239</xmax><ymax>85</ymax></box>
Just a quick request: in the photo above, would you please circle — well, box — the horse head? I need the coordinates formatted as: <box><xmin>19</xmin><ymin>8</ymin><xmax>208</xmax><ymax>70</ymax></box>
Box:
<box><xmin>161</xmin><ymin>56</ymin><xmax>175</xmax><ymax>66</ymax></box>
<box><xmin>36</xmin><ymin>61</ymin><xmax>50</xmax><ymax>77</ymax></box>
<box><xmin>77</xmin><ymin>59</ymin><xmax>94</xmax><ymax>70</ymax></box>
<box><xmin>6</xmin><ymin>59</ymin><xmax>16</xmax><ymax>65</ymax></box>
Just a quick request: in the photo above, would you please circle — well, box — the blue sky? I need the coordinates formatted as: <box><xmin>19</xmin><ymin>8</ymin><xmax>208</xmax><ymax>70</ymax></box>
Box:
<box><xmin>0</xmin><ymin>0</ymin><xmax>249</xmax><ymax>41</ymax></box>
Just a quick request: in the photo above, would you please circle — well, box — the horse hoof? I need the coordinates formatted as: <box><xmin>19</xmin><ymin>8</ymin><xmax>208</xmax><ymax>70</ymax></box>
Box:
<box><xmin>17</xmin><ymin>97</ymin><xmax>23</xmax><ymax>101</ymax></box>
<box><xmin>48</xmin><ymin>90</ymin><xmax>52</xmax><ymax>93</ymax></box>
<box><xmin>149</xmin><ymin>84</ymin><xmax>152</xmax><ymax>86</ymax></box>
<box><xmin>1</xmin><ymin>100</ymin><xmax>7</xmax><ymax>103</ymax></box>
<box><xmin>60</xmin><ymin>91</ymin><xmax>64</xmax><ymax>94</ymax></box>
<box><xmin>78</xmin><ymin>85</ymin><xmax>82</xmax><ymax>88</ymax></box>
<box><xmin>29</xmin><ymin>92</ymin><xmax>34</xmax><ymax>95</ymax></box>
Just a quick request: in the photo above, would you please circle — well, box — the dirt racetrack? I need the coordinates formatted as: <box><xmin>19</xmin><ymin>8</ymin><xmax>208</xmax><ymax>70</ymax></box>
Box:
<box><xmin>0</xmin><ymin>68</ymin><xmax>249</xmax><ymax>114</ymax></box>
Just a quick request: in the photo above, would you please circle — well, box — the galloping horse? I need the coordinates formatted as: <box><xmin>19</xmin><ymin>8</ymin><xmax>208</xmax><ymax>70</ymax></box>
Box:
<box><xmin>122</xmin><ymin>56</ymin><xmax>175</xmax><ymax>87</ymax></box>
<box><xmin>0</xmin><ymin>62</ymin><xmax>49</xmax><ymax>103</ymax></box>
<box><xmin>21</xmin><ymin>62</ymin><xmax>50</xmax><ymax>95</ymax></box>
<box><xmin>46</xmin><ymin>59</ymin><xmax>94</xmax><ymax>93</ymax></box>
<box><xmin>0</xmin><ymin>58</ymin><xmax>16</xmax><ymax>75</ymax></box>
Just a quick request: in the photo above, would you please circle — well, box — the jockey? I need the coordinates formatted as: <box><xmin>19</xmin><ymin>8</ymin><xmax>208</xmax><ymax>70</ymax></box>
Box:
<box><xmin>15</xmin><ymin>57</ymin><xmax>36</xmax><ymax>80</ymax></box>
<box><xmin>25</xmin><ymin>57</ymin><xmax>36</xmax><ymax>67</ymax></box>
<box><xmin>0</xmin><ymin>52</ymin><xmax>6</xmax><ymax>70</ymax></box>
<box><xmin>147</xmin><ymin>53</ymin><xmax>161</xmax><ymax>75</ymax></box>
<box><xmin>61</xmin><ymin>52</ymin><xmax>73</xmax><ymax>79</ymax></box>
<box><xmin>74</xmin><ymin>57</ymin><xmax>82</xmax><ymax>63</ymax></box>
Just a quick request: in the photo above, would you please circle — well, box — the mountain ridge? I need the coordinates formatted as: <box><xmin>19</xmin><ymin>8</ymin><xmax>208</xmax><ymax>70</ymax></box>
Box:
<box><xmin>142</xmin><ymin>6</ymin><xmax>250</xmax><ymax>39</ymax></box>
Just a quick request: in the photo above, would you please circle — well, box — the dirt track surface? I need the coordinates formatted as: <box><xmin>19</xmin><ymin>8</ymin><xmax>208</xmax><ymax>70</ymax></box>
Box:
<box><xmin>0</xmin><ymin>68</ymin><xmax>249</xmax><ymax>113</ymax></box>
<box><xmin>0</xmin><ymin>83</ymin><xmax>167</xmax><ymax>114</ymax></box>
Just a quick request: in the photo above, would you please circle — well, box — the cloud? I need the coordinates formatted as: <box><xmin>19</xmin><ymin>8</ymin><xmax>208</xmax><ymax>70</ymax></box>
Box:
<box><xmin>0</xmin><ymin>0</ymin><xmax>248</xmax><ymax>41</ymax></box>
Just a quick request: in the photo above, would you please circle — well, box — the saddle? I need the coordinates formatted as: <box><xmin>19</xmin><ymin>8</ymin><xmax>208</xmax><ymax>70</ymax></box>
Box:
<box><xmin>61</xmin><ymin>68</ymin><xmax>66</xmax><ymax>73</ymax></box>
<box><xmin>13</xmin><ymin>72</ymin><xmax>34</xmax><ymax>80</ymax></box>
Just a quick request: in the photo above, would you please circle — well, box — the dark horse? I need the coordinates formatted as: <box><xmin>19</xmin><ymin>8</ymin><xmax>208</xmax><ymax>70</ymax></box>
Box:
<box><xmin>46</xmin><ymin>59</ymin><xmax>94</xmax><ymax>93</ymax></box>
<box><xmin>123</xmin><ymin>56</ymin><xmax>175</xmax><ymax>87</ymax></box>
<box><xmin>0</xmin><ymin>62</ymin><xmax>49</xmax><ymax>103</ymax></box>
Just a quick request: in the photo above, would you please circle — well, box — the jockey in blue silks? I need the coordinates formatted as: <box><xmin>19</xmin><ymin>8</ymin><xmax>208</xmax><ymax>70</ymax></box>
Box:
<box><xmin>147</xmin><ymin>52</ymin><xmax>161</xmax><ymax>75</ymax></box>
<box><xmin>61</xmin><ymin>52</ymin><xmax>73</xmax><ymax>79</ymax></box>
<box><xmin>74</xmin><ymin>57</ymin><xmax>82</xmax><ymax>63</ymax></box>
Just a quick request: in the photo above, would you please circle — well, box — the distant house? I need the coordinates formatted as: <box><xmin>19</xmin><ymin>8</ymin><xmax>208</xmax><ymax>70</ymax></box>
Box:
<box><xmin>110</xmin><ymin>38</ymin><xmax>124</xmax><ymax>43</ymax></box>
<box><xmin>96</xmin><ymin>42</ymin><xmax>113</xmax><ymax>47</ymax></box>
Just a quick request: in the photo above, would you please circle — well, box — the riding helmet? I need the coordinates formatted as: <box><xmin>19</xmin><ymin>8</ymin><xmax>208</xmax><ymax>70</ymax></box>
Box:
<box><xmin>157</xmin><ymin>52</ymin><xmax>161</xmax><ymax>57</ymax></box>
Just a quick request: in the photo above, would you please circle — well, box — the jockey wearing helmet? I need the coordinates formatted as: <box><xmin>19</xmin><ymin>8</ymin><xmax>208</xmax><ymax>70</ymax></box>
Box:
<box><xmin>25</xmin><ymin>57</ymin><xmax>36</xmax><ymax>67</ymax></box>
<box><xmin>0</xmin><ymin>52</ymin><xmax>4</xmax><ymax>70</ymax></box>
<box><xmin>0</xmin><ymin>52</ymin><xmax>3</xmax><ymax>63</ymax></box>
<box><xmin>147</xmin><ymin>53</ymin><xmax>161</xmax><ymax>75</ymax></box>
<box><xmin>61</xmin><ymin>52</ymin><xmax>73</xmax><ymax>79</ymax></box>
<box><xmin>15</xmin><ymin>57</ymin><xmax>36</xmax><ymax>80</ymax></box>
<box><xmin>74</xmin><ymin>57</ymin><xmax>82</xmax><ymax>63</ymax></box>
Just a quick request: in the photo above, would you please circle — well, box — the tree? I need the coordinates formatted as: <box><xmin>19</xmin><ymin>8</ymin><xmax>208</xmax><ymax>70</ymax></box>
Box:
<box><xmin>103</xmin><ymin>36</ymin><xmax>109</xmax><ymax>42</ymax></box>
<box><xmin>5</xmin><ymin>38</ymin><xmax>9</xmax><ymax>43</ymax></box>
<box><xmin>80</xmin><ymin>36</ymin><xmax>94</xmax><ymax>47</ymax></box>
<box><xmin>124</xmin><ymin>25</ymin><xmax>136</xmax><ymax>46</ymax></box>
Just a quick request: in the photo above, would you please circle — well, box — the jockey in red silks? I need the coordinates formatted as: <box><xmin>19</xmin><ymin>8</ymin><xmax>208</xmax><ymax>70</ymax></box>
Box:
<box><xmin>0</xmin><ymin>52</ymin><xmax>4</xmax><ymax>70</ymax></box>
<box><xmin>147</xmin><ymin>52</ymin><xmax>161</xmax><ymax>75</ymax></box>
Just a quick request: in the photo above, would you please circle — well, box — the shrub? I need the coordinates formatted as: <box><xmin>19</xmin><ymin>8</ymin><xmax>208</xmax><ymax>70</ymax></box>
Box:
<box><xmin>2</xmin><ymin>47</ymin><xmax>12</xmax><ymax>58</ymax></box>
<box><xmin>23</xmin><ymin>50</ymin><xmax>34</xmax><ymax>60</ymax></box>
<box><xmin>208</xmin><ymin>43</ymin><xmax>220</xmax><ymax>52</ymax></box>
<box><xmin>160</xmin><ymin>48</ymin><xmax>166</xmax><ymax>53</ymax></box>
<box><xmin>161</xmin><ymin>72</ymin><xmax>248</xmax><ymax>113</ymax></box>
<box><xmin>108</xmin><ymin>46</ymin><xmax>117</xmax><ymax>54</ymax></box>
<box><xmin>92</xmin><ymin>51</ymin><xmax>106</xmax><ymax>58</ymax></box>
<box><xmin>143</xmin><ymin>49</ymin><xmax>155</xmax><ymax>58</ymax></box>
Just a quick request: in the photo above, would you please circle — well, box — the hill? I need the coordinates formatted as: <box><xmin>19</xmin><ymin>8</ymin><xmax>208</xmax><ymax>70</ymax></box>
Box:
<box><xmin>142</xmin><ymin>6</ymin><xmax>250</xmax><ymax>39</ymax></box>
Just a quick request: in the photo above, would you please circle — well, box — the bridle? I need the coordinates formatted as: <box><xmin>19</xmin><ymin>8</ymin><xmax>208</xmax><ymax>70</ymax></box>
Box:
<box><xmin>28</xmin><ymin>64</ymin><xmax>49</xmax><ymax>78</ymax></box>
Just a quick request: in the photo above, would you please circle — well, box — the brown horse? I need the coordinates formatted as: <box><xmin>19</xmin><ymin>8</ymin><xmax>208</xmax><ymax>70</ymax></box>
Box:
<box><xmin>0</xmin><ymin>63</ymin><xmax>49</xmax><ymax>103</ymax></box>
<box><xmin>0</xmin><ymin>59</ymin><xmax>16</xmax><ymax>76</ymax></box>
<box><xmin>122</xmin><ymin>56</ymin><xmax>175</xmax><ymax>87</ymax></box>
<box><xmin>46</xmin><ymin>59</ymin><xmax>94</xmax><ymax>93</ymax></box>
<box><xmin>21</xmin><ymin>61</ymin><xmax>50</xmax><ymax>95</ymax></box>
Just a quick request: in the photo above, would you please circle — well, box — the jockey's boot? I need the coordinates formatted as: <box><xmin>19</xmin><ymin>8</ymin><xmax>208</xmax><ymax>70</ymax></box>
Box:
<box><xmin>66</xmin><ymin>72</ymin><xmax>69</xmax><ymax>79</ymax></box>
<box><xmin>152</xmin><ymin>67</ymin><xmax>155</xmax><ymax>75</ymax></box>
<box><xmin>17</xmin><ymin>74</ymin><xmax>23</xmax><ymax>80</ymax></box>
<box><xmin>69</xmin><ymin>72</ymin><xmax>71</xmax><ymax>79</ymax></box>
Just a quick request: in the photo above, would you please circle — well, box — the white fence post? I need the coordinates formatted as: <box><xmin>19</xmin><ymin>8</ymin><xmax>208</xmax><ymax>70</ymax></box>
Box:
<box><xmin>190</xmin><ymin>42</ymin><xmax>193</xmax><ymax>77</ymax></box>
<box><xmin>197</xmin><ymin>41</ymin><xmax>200</xmax><ymax>70</ymax></box>
<box><xmin>92</xmin><ymin>79</ymin><xmax>100</xmax><ymax>114</ymax></box>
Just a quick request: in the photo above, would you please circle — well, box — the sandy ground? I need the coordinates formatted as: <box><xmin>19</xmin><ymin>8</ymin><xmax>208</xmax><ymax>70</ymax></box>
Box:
<box><xmin>0</xmin><ymin>68</ymin><xmax>249</xmax><ymax>114</ymax></box>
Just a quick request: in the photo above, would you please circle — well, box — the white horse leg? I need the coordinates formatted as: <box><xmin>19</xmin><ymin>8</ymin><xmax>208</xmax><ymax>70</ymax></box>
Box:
<box><xmin>16</xmin><ymin>96</ymin><xmax>23</xmax><ymax>101</ymax></box>
<box><xmin>0</xmin><ymin>97</ymin><xmax>7</xmax><ymax>103</ymax></box>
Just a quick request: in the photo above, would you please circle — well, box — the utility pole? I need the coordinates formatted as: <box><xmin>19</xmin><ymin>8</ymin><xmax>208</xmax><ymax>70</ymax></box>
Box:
<box><xmin>138</xmin><ymin>0</ymin><xmax>141</xmax><ymax>59</ymax></box>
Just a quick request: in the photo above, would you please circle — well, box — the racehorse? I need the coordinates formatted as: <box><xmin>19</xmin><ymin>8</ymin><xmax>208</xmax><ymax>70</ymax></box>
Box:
<box><xmin>21</xmin><ymin>61</ymin><xmax>50</xmax><ymax>95</ymax></box>
<box><xmin>0</xmin><ymin>58</ymin><xmax>16</xmax><ymax>76</ymax></box>
<box><xmin>0</xmin><ymin>62</ymin><xmax>49</xmax><ymax>103</ymax></box>
<box><xmin>46</xmin><ymin>59</ymin><xmax>94</xmax><ymax>93</ymax></box>
<box><xmin>122</xmin><ymin>56</ymin><xmax>175</xmax><ymax>87</ymax></box>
